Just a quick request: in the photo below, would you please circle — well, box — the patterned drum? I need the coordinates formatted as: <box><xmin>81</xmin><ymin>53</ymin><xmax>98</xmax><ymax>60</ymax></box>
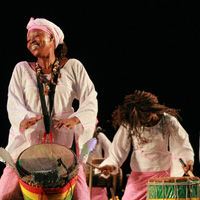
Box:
<box><xmin>16</xmin><ymin>143</ymin><xmax>79</xmax><ymax>200</ymax></box>
<box><xmin>147</xmin><ymin>177</ymin><xmax>200</xmax><ymax>200</ymax></box>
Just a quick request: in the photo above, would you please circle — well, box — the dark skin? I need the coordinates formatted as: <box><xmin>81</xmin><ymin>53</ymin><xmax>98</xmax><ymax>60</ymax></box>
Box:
<box><xmin>20</xmin><ymin>29</ymin><xmax>80</xmax><ymax>130</ymax></box>
<box><xmin>99</xmin><ymin>112</ymin><xmax>194</xmax><ymax>176</ymax></box>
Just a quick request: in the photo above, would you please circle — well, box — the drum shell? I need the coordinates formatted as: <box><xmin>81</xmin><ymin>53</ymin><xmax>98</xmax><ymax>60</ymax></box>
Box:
<box><xmin>147</xmin><ymin>177</ymin><xmax>200</xmax><ymax>200</ymax></box>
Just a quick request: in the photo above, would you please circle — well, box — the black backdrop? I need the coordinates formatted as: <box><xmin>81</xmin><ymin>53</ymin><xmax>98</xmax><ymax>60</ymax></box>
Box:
<box><xmin>0</xmin><ymin>3</ymin><xmax>200</xmax><ymax>196</ymax></box>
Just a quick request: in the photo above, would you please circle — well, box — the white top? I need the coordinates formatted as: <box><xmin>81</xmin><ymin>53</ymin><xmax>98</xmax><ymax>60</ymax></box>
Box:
<box><xmin>100</xmin><ymin>113</ymin><xmax>194</xmax><ymax>177</ymax></box>
<box><xmin>87</xmin><ymin>132</ymin><xmax>111</xmax><ymax>163</ymax></box>
<box><xmin>6</xmin><ymin>59</ymin><xmax>98</xmax><ymax>160</ymax></box>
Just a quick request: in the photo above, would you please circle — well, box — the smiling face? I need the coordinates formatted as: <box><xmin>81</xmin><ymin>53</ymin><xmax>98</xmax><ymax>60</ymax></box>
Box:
<box><xmin>27</xmin><ymin>29</ymin><xmax>55</xmax><ymax>58</ymax></box>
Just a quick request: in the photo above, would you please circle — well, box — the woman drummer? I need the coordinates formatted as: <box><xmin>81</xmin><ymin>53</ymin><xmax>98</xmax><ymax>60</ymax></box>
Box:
<box><xmin>0</xmin><ymin>17</ymin><xmax>98</xmax><ymax>199</ymax></box>
<box><xmin>99</xmin><ymin>90</ymin><xmax>194</xmax><ymax>200</ymax></box>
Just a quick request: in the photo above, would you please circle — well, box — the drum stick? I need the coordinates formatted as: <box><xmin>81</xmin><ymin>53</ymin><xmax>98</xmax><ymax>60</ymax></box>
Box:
<box><xmin>179</xmin><ymin>158</ymin><xmax>194</xmax><ymax>177</ymax></box>
<box><xmin>86</xmin><ymin>162</ymin><xmax>101</xmax><ymax>170</ymax></box>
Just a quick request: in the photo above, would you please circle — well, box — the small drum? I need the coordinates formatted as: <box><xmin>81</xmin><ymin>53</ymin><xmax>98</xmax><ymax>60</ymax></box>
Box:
<box><xmin>16</xmin><ymin>143</ymin><xmax>79</xmax><ymax>200</ymax></box>
<box><xmin>147</xmin><ymin>177</ymin><xmax>200</xmax><ymax>200</ymax></box>
<box><xmin>84</xmin><ymin>167</ymin><xmax>123</xmax><ymax>189</ymax></box>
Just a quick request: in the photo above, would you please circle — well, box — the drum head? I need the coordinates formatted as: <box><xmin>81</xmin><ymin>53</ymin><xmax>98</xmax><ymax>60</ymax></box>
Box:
<box><xmin>17</xmin><ymin>143</ymin><xmax>77</xmax><ymax>178</ymax></box>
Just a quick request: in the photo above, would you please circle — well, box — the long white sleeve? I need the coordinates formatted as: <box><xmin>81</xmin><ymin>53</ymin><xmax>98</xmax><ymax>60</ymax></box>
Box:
<box><xmin>100</xmin><ymin>126</ymin><xmax>131</xmax><ymax>174</ymax></box>
<box><xmin>99</xmin><ymin>133</ymin><xmax>111</xmax><ymax>158</ymax></box>
<box><xmin>69</xmin><ymin>60</ymin><xmax>97</xmax><ymax>128</ymax></box>
<box><xmin>168</xmin><ymin>116</ymin><xmax>194</xmax><ymax>176</ymax></box>
<box><xmin>67</xmin><ymin>60</ymin><xmax>98</xmax><ymax>152</ymax></box>
<box><xmin>7</xmin><ymin>63</ymin><xmax>37</xmax><ymax>134</ymax></box>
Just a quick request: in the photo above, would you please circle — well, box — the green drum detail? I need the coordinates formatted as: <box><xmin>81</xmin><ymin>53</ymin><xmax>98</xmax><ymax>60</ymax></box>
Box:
<box><xmin>147</xmin><ymin>177</ymin><xmax>200</xmax><ymax>200</ymax></box>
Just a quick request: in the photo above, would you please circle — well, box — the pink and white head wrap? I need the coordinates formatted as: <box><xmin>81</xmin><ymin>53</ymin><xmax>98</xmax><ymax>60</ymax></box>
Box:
<box><xmin>26</xmin><ymin>17</ymin><xmax>64</xmax><ymax>48</ymax></box>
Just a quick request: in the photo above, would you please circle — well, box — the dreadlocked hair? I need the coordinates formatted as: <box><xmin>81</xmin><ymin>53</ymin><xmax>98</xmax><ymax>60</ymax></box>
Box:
<box><xmin>112</xmin><ymin>90</ymin><xmax>181</xmax><ymax>143</ymax></box>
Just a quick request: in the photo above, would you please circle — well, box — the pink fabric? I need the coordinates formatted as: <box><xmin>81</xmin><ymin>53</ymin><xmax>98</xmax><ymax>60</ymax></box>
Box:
<box><xmin>28</xmin><ymin>25</ymin><xmax>53</xmax><ymax>36</ymax></box>
<box><xmin>91</xmin><ymin>187</ymin><xmax>108</xmax><ymax>200</ymax></box>
<box><xmin>0</xmin><ymin>164</ymin><xmax>89</xmax><ymax>200</ymax></box>
<box><xmin>72</xmin><ymin>165</ymin><xmax>90</xmax><ymax>200</ymax></box>
<box><xmin>0</xmin><ymin>164</ymin><xmax>23</xmax><ymax>200</ymax></box>
<box><xmin>122</xmin><ymin>168</ymin><xmax>170</xmax><ymax>200</ymax></box>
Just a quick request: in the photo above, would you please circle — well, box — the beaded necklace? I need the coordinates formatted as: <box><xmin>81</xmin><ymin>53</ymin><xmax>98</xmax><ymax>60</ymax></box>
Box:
<box><xmin>35</xmin><ymin>60</ymin><xmax>61</xmax><ymax>95</ymax></box>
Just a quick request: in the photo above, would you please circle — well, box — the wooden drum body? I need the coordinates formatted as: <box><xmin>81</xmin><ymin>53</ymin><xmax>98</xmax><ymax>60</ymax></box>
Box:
<box><xmin>17</xmin><ymin>143</ymin><xmax>79</xmax><ymax>200</ymax></box>
<box><xmin>147</xmin><ymin>177</ymin><xmax>200</xmax><ymax>200</ymax></box>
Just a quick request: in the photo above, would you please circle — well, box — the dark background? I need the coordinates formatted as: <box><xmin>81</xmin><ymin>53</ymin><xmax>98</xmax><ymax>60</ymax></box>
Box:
<box><xmin>0</xmin><ymin>2</ymin><xmax>200</xmax><ymax>197</ymax></box>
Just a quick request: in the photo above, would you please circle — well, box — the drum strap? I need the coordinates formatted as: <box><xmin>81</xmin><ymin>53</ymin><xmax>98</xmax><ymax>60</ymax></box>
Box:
<box><xmin>37</xmin><ymin>61</ymin><xmax>60</xmax><ymax>138</ymax></box>
<box><xmin>37</xmin><ymin>77</ymin><xmax>54</xmax><ymax>136</ymax></box>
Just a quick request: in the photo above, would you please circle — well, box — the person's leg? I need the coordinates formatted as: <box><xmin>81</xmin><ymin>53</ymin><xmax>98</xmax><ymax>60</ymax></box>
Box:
<box><xmin>0</xmin><ymin>164</ymin><xmax>23</xmax><ymax>200</ymax></box>
<box><xmin>72</xmin><ymin>165</ymin><xmax>90</xmax><ymax>200</ymax></box>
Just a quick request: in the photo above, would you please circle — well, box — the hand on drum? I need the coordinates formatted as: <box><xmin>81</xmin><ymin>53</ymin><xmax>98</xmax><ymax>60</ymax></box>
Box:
<box><xmin>53</xmin><ymin>116</ymin><xmax>80</xmax><ymax>130</ymax></box>
<box><xmin>20</xmin><ymin>116</ymin><xmax>44</xmax><ymax>129</ymax></box>
<box><xmin>182</xmin><ymin>160</ymin><xmax>194</xmax><ymax>175</ymax></box>
<box><xmin>98</xmin><ymin>165</ymin><xmax>116</xmax><ymax>176</ymax></box>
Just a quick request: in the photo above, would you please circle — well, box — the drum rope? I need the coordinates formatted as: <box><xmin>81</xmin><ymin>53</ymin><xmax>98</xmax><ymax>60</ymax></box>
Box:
<box><xmin>189</xmin><ymin>179</ymin><xmax>193</xmax><ymax>199</ymax></box>
<box><xmin>155</xmin><ymin>183</ymin><xmax>157</xmax><ymax>199</ymax></box>
<box><xmin>162</xmin><ymin>181</ymin><xmax>164</xmax><ymax>199</ymax></box>
<box><xmin>40</xmin><ymin>187</ymin><xmax>49</xmax><ymax>200</ymax></box>
<box><xmin>164</xmin><ymin>182</ymin><xmax>167</xmax><ymax>200</ymax></box>
<box><xmin>186</xmin><ymin>182</ymin><xmax>188</xmax><ymax>200</ymax></box>
<box><xmin>175</xmin><ymin>180</ymin><xmax>179</xmax><ymax>199</ymax></box>
<box><xmin>57</xmin><ymin>158</ymin><xmax>74</xmax><ymax>199</ymax></box>
<box><xmin>57</xmin><ymin>158</ymin><xmax>69</xmax><ymax>181</ymax></box>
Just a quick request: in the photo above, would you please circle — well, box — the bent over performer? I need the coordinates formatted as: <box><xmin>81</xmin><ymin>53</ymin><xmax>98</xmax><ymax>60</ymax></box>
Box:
<box><xmin>0</xmin><ymin>17</ymin><xmax>98</xmax><ymax>200</ymax></box>
<box><xmin>99</xmin><ymin>90</ymin><xmax>194</xmax><ymax>200</ymax></box>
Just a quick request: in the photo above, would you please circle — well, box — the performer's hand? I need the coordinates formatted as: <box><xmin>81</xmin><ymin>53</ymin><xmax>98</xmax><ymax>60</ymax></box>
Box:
<box><xmin>182</xmin><ymin>160</ymin><xmax>194</xmax><ymax>174</ymax></box>
<box><xmin>98</xmin><ymin>165</ymin><xmax>116</xmax><ymax>176</ymax></box>
<box><xmin>20</xmin><ymin>116</ymin><xmax>44</xmax><ymax>130</ymax></box>
<box><xmin>53</xmin><ymin>117</ymin><xmax>80</xmax><ymax>130</ymax></box>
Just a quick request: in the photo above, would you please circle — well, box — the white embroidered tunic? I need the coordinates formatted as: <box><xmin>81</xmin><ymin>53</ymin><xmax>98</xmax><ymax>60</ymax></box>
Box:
<box><xmin>6</xmin><ymin>59</ymin><xmax>98</xmax><ymax>160</ymax></box>
<box><xmin>100</xmin><ymin>113</ymin><xmax>194</xmax><ymax>177</ymax></box>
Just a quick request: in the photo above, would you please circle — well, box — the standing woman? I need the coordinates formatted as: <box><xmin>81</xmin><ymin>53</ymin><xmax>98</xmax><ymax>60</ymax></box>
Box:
<box><xmin>0</xmin><ymin>18</ymin><xmax>98</xmax><ymax>200</ymax></box>
<box><xmin>99</xmin><ymin>90</ymin><xmax>194</xmax><ymax>200</ymax></box>
<box><xmin>87</xmin><ymin>120</ymin><xmax>111</xmax><ymax>200</ymax></box>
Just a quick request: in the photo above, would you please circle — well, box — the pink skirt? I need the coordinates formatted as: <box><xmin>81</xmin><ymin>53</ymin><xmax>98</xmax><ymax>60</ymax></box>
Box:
<box><xmin>122</xmin><ymin>168</ymin><xmax>170</xmax><ymax>200</ymax></box>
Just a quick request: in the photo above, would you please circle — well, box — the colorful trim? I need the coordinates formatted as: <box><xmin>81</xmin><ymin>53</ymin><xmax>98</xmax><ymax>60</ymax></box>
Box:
<box><xmin>19</xmin><ymin>176</ymin><xmax>77</xmax><ymax>200</ymax></box>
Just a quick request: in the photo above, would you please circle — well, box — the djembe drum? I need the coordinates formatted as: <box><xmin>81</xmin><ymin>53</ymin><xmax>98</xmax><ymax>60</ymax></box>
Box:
<box><xmin>16</xmin><ymin>143</ymin><xmax>79</xmax><ymax>200</ymax></box>
<box><xmin>147</xmin><ymin>177</ymin><xmax>200</xmax><ymax>200</ymax></box>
